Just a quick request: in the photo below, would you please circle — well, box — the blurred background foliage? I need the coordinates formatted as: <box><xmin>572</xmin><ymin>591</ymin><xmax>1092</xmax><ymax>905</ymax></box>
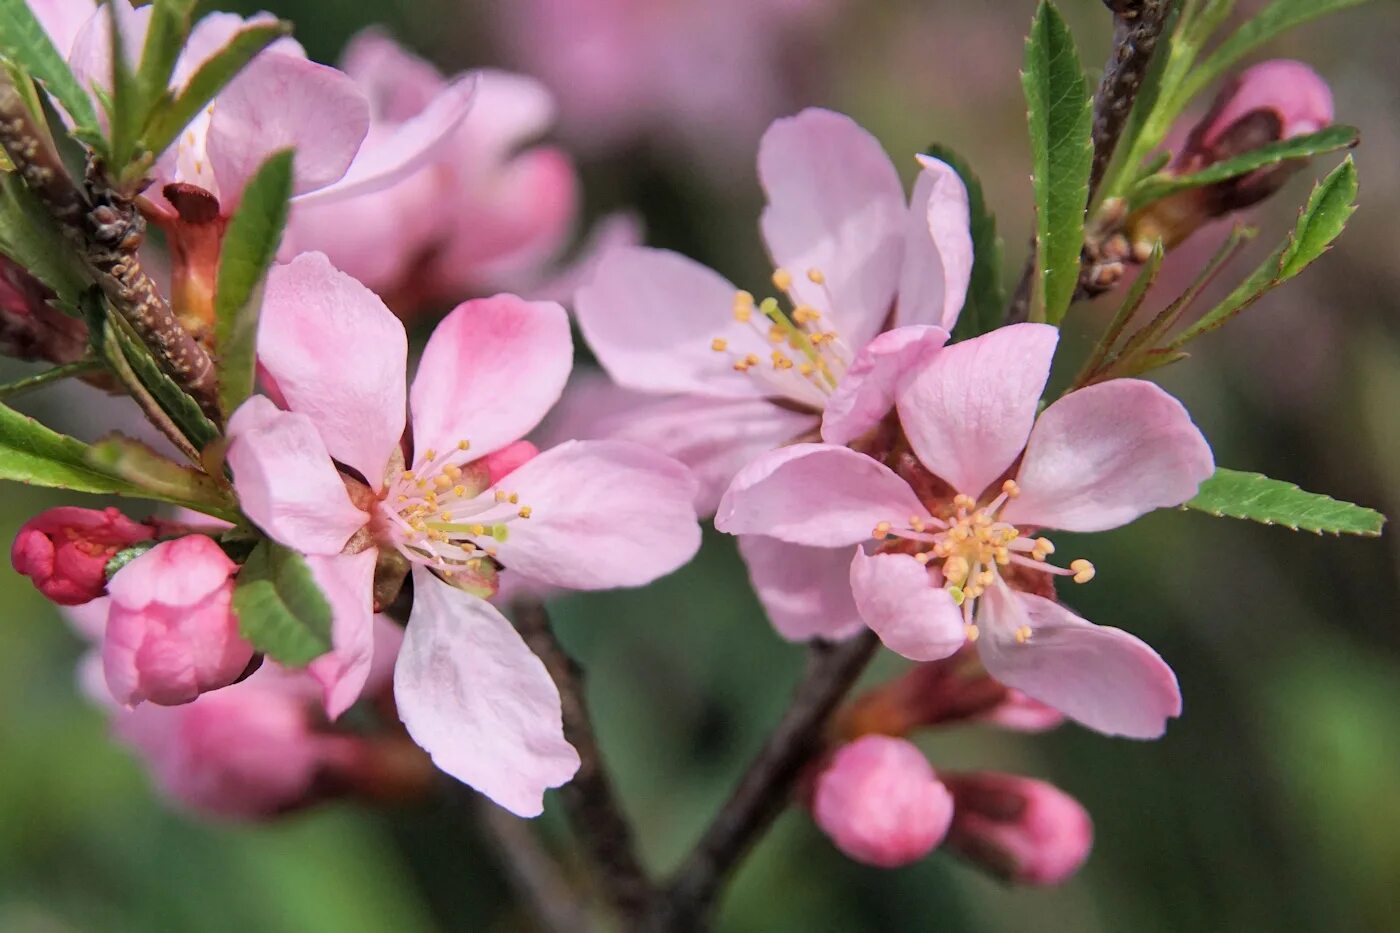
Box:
<box><xmin>3</xmin><ymin>0</ymin><xmax>1399</xmax><ymax>930</ymax></box>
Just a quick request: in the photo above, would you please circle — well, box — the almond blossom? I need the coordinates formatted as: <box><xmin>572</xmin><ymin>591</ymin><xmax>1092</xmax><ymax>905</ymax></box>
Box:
<box><xmin>717</xmin><ymin>323</ymin><xmax>1215</xmax><ymax>738</ymax></box>
<box><xmin>223</xmin><ymin>251</ymin><xmax>701</xmax><ymax>816</ymax></box>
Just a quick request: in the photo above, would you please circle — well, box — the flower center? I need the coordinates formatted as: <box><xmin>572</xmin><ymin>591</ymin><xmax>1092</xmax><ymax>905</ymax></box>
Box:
<box><xmin>378</xmin><ymin>439</ymin><xmax>533</xmax><ymax>584</ymax></box>
<box><xmin>872</xmin><ymin>480</ymin><xmax>1095</xmax><ymax>644</ymax></box>
<box><xmin>710</xmin><ymin>266</ymin><xmax>851</xmax><ymax>405</ymax></box>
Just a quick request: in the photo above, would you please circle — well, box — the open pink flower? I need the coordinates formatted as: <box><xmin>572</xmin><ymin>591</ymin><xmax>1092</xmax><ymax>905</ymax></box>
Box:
<box><xmin>224</xmin><ymin>251</ymin><xmax>701</xmax><ymax>815</ymax></box>
<box><xmin>717</xmin><ymin>323</ymin><xmax>1214</xmax><ymax>739</ymax></box>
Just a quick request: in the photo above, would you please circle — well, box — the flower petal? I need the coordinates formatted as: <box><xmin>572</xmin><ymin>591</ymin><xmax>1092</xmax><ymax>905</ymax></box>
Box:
<box><xmin>821</xmin><ymin>325</ymin><xmax>948</xmax><ymax>447</ymax></box>
<box><xmin>207</xmin><ymin>53</ymin><xmax>369</xmax><ymax>205</ymax></box>
<box><xmin>896</xmin><ymin>323</ymin><xmax>1059</xmax><ymax>498</ymax></box>
<box><xmin>737</xmin><ymin>536</ymin><xmax>866</xmax><ymax>641</ymax></box>
<box><xmin>715</xmin><ymin>444</ymin><xmax>923</xmax><ymax>547</ymax></box>
<box><xmin>489</xmin><ymin>440</ymin><xmax>701</xmax><ymax>590</ymax></box>
<box><xmin>306</xmin><ymin>550</ymin><xmax>378</xmax><ymax>719</ymax></box>
<box><xmin>395</xmin><ymin>568</ymin><xmax>580</xmax><ymax>817</ymax></box>
<box><xmin>258</xmin><ymin>253</ymin><xmax>407</xmax><ymax>488</ymax></box>
<box><xmin>758</xmin><ymin>109</ymin><xmax>906</xmax><ymax>349</ymax></box>
<box><xmin>225</xmin><ymin>396</ymin><xmax>368</xmax><ymax>555</ymax></box>
<box><xmin>36</xmin><ymin>0</ymin><xmax>97</xmax><ymax>57</ymax></box>
<box><xmin>850</xmin><ymin>550</ymin><xmax>965</xmax><ymax>661</ymax></box>
<box><xmin>574</xmin><ymin>246</ymin><xmax>765</xmax><ymax>399</ymax></box>
<box><xmin>977</xmin><ymin>583</ymin><xmax>1181</xmax><ymax>739</ymax></box>
<box><xmin>1001</xmin><ymin>379</ymin><xmax>1215</xmax><ymax>532</ymax></box>
<box><xmin>897</xmin><ymin>156</ymin><xmax>973</xmax><ymax>331</ymax></box>
<box><xmin>410</xmin><ymin>294</ymin><xmax>573</xmax><ymax>458</ymax></box>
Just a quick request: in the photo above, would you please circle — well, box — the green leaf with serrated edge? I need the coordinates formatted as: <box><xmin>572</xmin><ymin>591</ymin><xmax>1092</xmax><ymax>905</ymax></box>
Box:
<box><xmin>1021</xmin><ymin>0</ymin><xmax>1093</xmax><ymax>325</ymax></box>
<box><xmin>0</xmin><ymin>401</ymin><xmax>145</xmax><ymax>495</ymax></box>
<box><xmin>1180</xmin><ymin>0</ymin><xmax>1372</xmax><ymax>107</ymax></box>
<box><xmin>233</xmin><ymin>539</ymin><xmax>333</xmax><ymax>667</ymax></box>
<box><xmin>105</xmin><ymin>540</ymin><xmax>156</xmax><ymax>580</ymax></box>
<box><xmin>141</xmin><ymin>21</ymin><xmax>288</xmax><ymax>161</ymax></box>
<box><xmin>105</xmin><ymin>1</ymin><xmax>143</xmax><ymax>171</ymax></box>
<box><xmin>924</xmin><ymin>145</ymin><xmax>1004</xmax><ymax>342</ymax></box>
<box><xmin>1127</xmin><ymin>125</ymin><xmax>1359</xmax><ymax>210</ymax></box>
<box><xmin>136</xmin><ymin>0</ymin><xmax>196</xmax><ymax>121</ymax></box>
<box><xmin>106</xmin><ymin>309</ymin><xmax>219</xmax><ymax>449</ymax></box>
<box><xmin>1186</xmin><ymin>468</ymin><xmax>1385</xmax><ymax>536</ymax></box>
<box><xmin>87</xmin><ymin>435</ymin><xmax>239</xmax><ymax>521</ymax></box>
<box><xmin>0</xmin><ymin>0</ymin><xmax>100</xmax><ymax>139</ymax></box>
<box><xmin>0</xmin><ymin>173</ymin><xmax>91</xmax><ymax>308</ymax></box>
<box><xmin>215</xmin><ymin>149</ymin><xmax>292</xmax><ymax>417</ymax></box>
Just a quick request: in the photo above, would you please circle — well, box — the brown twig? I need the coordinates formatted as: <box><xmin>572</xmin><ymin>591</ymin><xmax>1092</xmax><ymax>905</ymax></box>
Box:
<box><xmin>511</xmin><ymin>598</ymin><xmax>656</xmax><ymax>922</ymax></box>
<box><xmin>475</xmin><ymin>796</ymin><xmax>596</xmax><ymax>933</ymax></box>
<box><xmin>646</xmin><ymin>632</ymin><xmax>880</xmax><ymax>932</ymax></box>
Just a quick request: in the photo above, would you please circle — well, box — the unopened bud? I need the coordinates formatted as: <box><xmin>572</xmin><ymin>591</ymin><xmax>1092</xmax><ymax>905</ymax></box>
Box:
<box><xmin>944</xmin><ymin>772</ymin><xmax>1093</xmax><ymax>885</ymax></box>
<box><xmin>12</xmin><ymin>507</ymin><xmax>155</xmax><ymax>606</ymax></box>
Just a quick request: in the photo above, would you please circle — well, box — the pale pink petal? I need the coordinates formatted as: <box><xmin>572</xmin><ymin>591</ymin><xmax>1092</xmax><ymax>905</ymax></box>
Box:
<box><xmin>395</xmin><ymin>568</ymin><xmax>580</xmax><ymax>817</ymax></box>
<box><xmin>896</xmin><ymin>323</ymin><xmax>1059</xmax><ymax>499</ymax></box>
<box><xmin>1001</xmin><ymin>380</ymin><xmax>1215</xmax><ymax>532</ymax></box>
<box><xmin>574</xmin><ymin>247</ymin><xmax>765</xmax><ymax>399</ymax></box>
<box><xmin>757</xmin><ymin>109</ymin><xmax>906</xmax><ymax>349</ymax></box>
<box><xmin>523</xmin><ymin>211</ymin><xmax>644</xmax><ymax>304</ymax></box>
<box><xmin>715</xmin><ymin>444</ymin><xmax>923</xmax><ymax>547</ymax></box>
<box><xmin>897</xmin><ymin>156</ymin><xmax>973</xmax><ymax>331</ymax></box>
<box><xmin>850</xmin><ymin>550</ymin><xmax>965</xmax><ymax>662</ymax></box>
<box><xmin>821</xmin><ymin>325</ymin><xmax>948</xmax><ymax>446</ymax></box>
<box><xmin>305</xmin><ymin>550</ymin><xmax>378</xmax><ymax>719</ymax></box>
<box><xmin>737</xmin><ymin>536</ymin><xmax>865</xmax><ymax>641</ymax></box>
<box><xmin>34</xmin><ymin>0</ymin><xmax>97</xmax><ymax>57</ymax></box>
<box><xmin>175</xmin><ymin>12</ymin><xmax>304</xmax><ymax>86</ymax></box>
<box><xmin>977</xmin><ymin>583</ymin><xmax>1181</xmax><ymax>740</ymax></box>
<box><xmin>489</xmin><ymin>440</ymin><xmax>701</xmax><ymax>590</ymax></box>
<box><xmin>410</xmin><ymin>295</ymin><xmax>572</xmax><ymax>458</ymax></box>
<box><xmin>207</xmin><ymin>54</ymin><xmax>369</xmax><ymax>205</ymax></box>
<box><xmin>258</xmin><ymin>253</ymin><xmax>407</xmax><ymax>488</ymax></box>
<box><xmin>339</xmin><ymin>27</ymin><xmax>443</xmax><ymax>121</ymax></box>
<box><xmin>225</xmin><ymin>396</ymin><xmax>368</xmax><ymax>555</ymax></box>
<box><xmin>67</xmin><ymin>1</ymin><xmax>149</xmax><ymax>101</ymax></box>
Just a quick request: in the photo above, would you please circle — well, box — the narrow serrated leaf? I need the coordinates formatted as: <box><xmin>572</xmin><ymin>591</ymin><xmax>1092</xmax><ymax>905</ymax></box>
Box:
<box><xmin>215</xmin><ymin>149</ymin><xmax>293</xmax><ymax>417</ymax></box>
<box><xmin>1021</xmin><ymin>0</ymin><xmax>1093</xmax><ymax>325</ymax></box>
<box><xmin>925</xmin><ymin>145</ymin><xmax>1005</xmax><ymax>342</ymax></box>
<box><xmin>136</xmin><ymin>0</ymin><xmax>196</xmax><ymax>117</ymax></box>
<box><xmin>233</xmin><ymin>539</ymin><xmax>333</xmax><ymax>667</ymax></box>
<box><xmin>0</xmin><ymin>401</ymin><xmax>146</xmax><ymax>495</ymax></box>
<box><xmin>1277</xmin><ymin>155</ymin><xmax>1357</xmax><ymax>282</ymax></box>
<box><xmin>106</xmin><ymin>312</ymin><xmax>219</xmax><ymax>449</ymax></box>
<box><xmin>0</xmin><ymin>0</ymin><xmax>100</xmax><ymax>138</ymax></box>
<box><xmin>87</xmin><ymin>435</ymin><xmax>239</xmax><ymax>520</ymax></box>
<box><xmin>1186</xmin><ymin>468</ymin><xmax>1385</xmax><ymax>536</ymax></box>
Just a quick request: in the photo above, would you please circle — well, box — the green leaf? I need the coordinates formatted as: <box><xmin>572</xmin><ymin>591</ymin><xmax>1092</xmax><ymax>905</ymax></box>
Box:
<box><xmin>0</xmin><ymin>0</ymin><xmax>100</xmax><ymax>140</ymax></box>
<box><xmin>925</xmin><ymin>145</ymin><xmax>1005</xmax><ymax>342</ymax></box>
<box><xmin>0</xmin><ymin>172</ymin><xmax>92</xmax><ymax>308</ymax></box>
<box><xmin>0</xmin><ymin>359</ymin><xmax>103</xmax><ymax>401</ymax></box>
<box><xmin>1186</xmin><ymin>468</ymin><xmax>1385</xmax><ymax>536</ymax></box>
<box><xmin>105</xmin><ymin>540</ymin><xmax>157</xmax><ymax>579</ymax></box>
<box><xmin>233</xmin><ymin>539</ymin><xmax>334</xmax><ymax>667</ymax></box>
<box><xmin>1127</xmin><ymin>125</ymin><xmax>1359</xmax><ymax>210</ymax></box>
<box><xmin>104</xmin><ymin>0</ymin><xmax>143</xmax><ymax>171</ymax></box>
<box><xmin>105</xmin><ymin>309</ymin><xmax>219</xmax><ymax>450</ymax></box>
<box><xmin>215</xmin><ymin>149</ymin><xmax>293</xmax><ymax>417</ymax></box>
<box><xmin>1021</xmin><ymin>0</ymin><xmax>1093</xmax><ymax>325</ymax></box>
<box><xmin>141</xmin><ymin>21</ymin><xmax>289</xmax><ymax>161</ymax></box>
<box><xmin>136</xmin><ymin>0</ymin><xmax>196</xmax><ymax>120</ymax></box>
<box><xmin>0</xmin><ymin>401</ymin><xmax>145</xmax><ymax>495</ymax></box>
<box><xmin>87</xmin><ymin>435</ymin><xmax>240</xmax><ymax>521</ymax></box>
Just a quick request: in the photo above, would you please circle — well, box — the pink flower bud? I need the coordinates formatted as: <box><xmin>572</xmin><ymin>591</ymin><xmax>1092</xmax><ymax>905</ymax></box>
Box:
<box><xmin>102</xmin><ymin>535</ymin><xmax>254</xmax><ymax>707</ymax></box>
<box><xmin>11</xmin><ymin>507</ymin><xmax>155</xmax><ymax>605</ymax></box>
<box><xmin>0</xmin><ymin>257</ymin><xmax>88</xmax><ymax>364</ymax></box>
<box><xmin>812</xmin><ymin>735</ymin><xmax>954</xmax><ymax>868</ymax></box>
<box><xmin>944</xmin><ymin>772</ymin><xmax>1093</xmax><ymax>886</ymax></box>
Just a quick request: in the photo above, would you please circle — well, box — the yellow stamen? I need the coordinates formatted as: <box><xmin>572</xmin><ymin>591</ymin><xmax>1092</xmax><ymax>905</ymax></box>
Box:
<box><xmin>1070</xmin><ymin>559</ymin><xmax>1096</xmax><ymax>584</ymax></box>
<box><xmin>772</xmin><ymin>268</ymin><xmax>793</xmax><ymax>291</ymax></box>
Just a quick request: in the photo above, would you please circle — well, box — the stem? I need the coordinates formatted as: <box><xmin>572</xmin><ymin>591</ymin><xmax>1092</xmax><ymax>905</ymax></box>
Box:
<box><xmin>475</xmin><ymin>797</ymin><xmax>596</xmax><ymax>933</ymax></box>
<box><xmin>0</xmin><ymin>358</ymin><xmax>102</xmax><ymax>400</ymax></box>
<box><xmin>510</xmin><ymin>598</ymin><xmax>656</xmax><ymax>922</ymax></box>
<box><xmin>648</xmin><ymin>632</ymin><xmax>879</xmax><ymax>931</ymax></box>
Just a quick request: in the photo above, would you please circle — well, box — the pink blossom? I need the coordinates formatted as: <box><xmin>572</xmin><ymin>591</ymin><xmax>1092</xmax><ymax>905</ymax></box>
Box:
<box><xmin>717</xmin><ymin>323</ymin><xmax>1215</xmax><ymax>738</ymax></box>
<box><xmin>11</xmin><ymin>506</ymin><xmax>154</xmax><ymax>606</ymax></box>
<box><xmin>812</xmin><ymin>735</ymin><xmax>954</xmax><ymax>868</ymax></box>
<box><xmin>223</xmin><ymin>251</ymin><xmax>701</xmax><ymax>815</ymax></box>
<box><xmin>102</xmin><ymin>535</ymin><xmax>254</xmax><ymax>707</ymax></box>
<box><xmin>944</xmin><ymin>772</ymin><xmax>1093</xmax><ymax>886</ymax></box>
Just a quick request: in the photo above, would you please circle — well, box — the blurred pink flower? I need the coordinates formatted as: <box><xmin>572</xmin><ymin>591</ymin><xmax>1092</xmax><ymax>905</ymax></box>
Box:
<box><xmin>101</xmin><ymin>535</ymin><xmax>253</xmax><ymax>707</ymax></box>
<box><xmin>718</xmin><ymin>323</ymin><xmax>1214</xmax><ymax>738</ymax></box>
<box><xmin>944</xmin><ymin>772</ymin><xmax>1093</xmax><ymax>886</ymax></box>
<box><xmin>812</xmin><ymin>735</ymin><xmax>954</xmax><ymax>868</ymax></box>
<box><xmin>11</xmin><ymin>506</ymin><xmax>154</xmax><ymax>606</ymax></box>
<box><xmin>223</xmin><ymin>251</ymin><xmax>701</xmax><ymax>815</ymax></box>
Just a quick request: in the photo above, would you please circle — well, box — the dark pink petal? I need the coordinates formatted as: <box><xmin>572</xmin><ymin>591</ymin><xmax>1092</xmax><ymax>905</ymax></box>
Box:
<box><xmin>409</xmin><ymin>294</ymin><xmax>572</xmax><ymax>458</ymax></box>
<box><xmin>850</xmin><ymin>550</ymin><xmax>964</xmax><ymax>661</ymax></box>
<box><xmin>395</xmin><ymin>568</ymin><xmax>580</xmax><ymax>817</ymax></box>
<box><xmin>737</xmin><ymin>536</ymin><xmax>865</xmax><ymax>642</ymax></box>
<box><xmin>821</xmin><ymin>325</ymin><xmax>948</xmax><ymax>447</ymax></box>
<box><xmin>716</xmin><ymin>444</ymin><xmax>923</xmax><ymax>546</ymax></box>
<box><xmin>306</xmin><ymin>550</ymin><xmax>378</xmax><ymax>719</ymax></box>
<box><xmin>488</xmin><ymin>440</ymin><xmax>701</xmax><ymax>590</ymax></box>
<box><xmin>977</xmin><ymin>583</ymin><xmax>1181</xmax><ymax>740</ymax></box>
<box><xmin>896</xmin><ymin>323</ymin><xmax>1058</xmax><ymax>498</ymax></box>
<box><xmin>757</xmin><ymin>109</ymin><xmax>906</xmax><ymax>349</ymax></box>
<box><xmin>258</xmin><ymin>253</ymin><xmax>407</xmax><ymax>488</ymax></box>
<box><xmin>897</xmin><ymin>156</ymin><xmax>973</xmax><ymax>331</ymax></box>
<box><xmin>1002</xmin><ymin>379</ymin><xmax>1215</xmax><ymax>532</ymax></box>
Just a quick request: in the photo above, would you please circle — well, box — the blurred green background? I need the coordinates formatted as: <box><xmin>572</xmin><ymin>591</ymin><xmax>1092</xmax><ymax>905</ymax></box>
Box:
<box><xmin>3</xmin><ymin>0</ymin><xmax>1399</xmax><ymax>930</ymax></box>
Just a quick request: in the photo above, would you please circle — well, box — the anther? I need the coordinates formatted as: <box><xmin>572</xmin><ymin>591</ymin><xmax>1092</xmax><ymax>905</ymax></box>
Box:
<box><xmin>964</xmin><ymin>622</ymin><xmax>979</xmax><ymax>642</ymax></box>
<box><xmin>806</xmin><ymin>267</ymin><xmax>825</xmax><ymax>285</ymax></box>
<box><xmin>1070</xmin><ymin>559</ymin><xmax>1096</xmax><ymax>584</ymax></box>
<box><xmin>772</xmin><ymin>268</ymin><xmax>793</xmax><ymax>291</ymax></box>
<box><xmin>872</xmin><ymin>521</ymin><xmax>892</xmax><ymax>539</ymax></box>
<box><xmin>518</xmin><ymin>506</ymin><xmax>532</xmax><ymax>519</ymax></box>
<box><xmin>1014</xmin><ymin>625</ymin><xmax>1032</xmax><ymax>645</ymax></box>
<box><xmin>457</xmin><ymin>439</ymin><xmax>471</xmax><ymax>451</ymax></box>
<box><xmin>1002</xmin><ymin>479</ymin><xmax>1021</xmax><ymax>498</ymax></box>
<box><xmin>711</xmin><ymin>337</ymin><xmax>728</xmax><ymax>352</ymax></box>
